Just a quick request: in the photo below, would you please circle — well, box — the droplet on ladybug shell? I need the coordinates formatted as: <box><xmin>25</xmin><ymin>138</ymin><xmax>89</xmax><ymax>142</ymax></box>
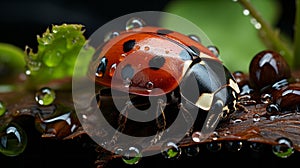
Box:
<box><xmin>125</xmin><ymin>17</ymin><xmax>146</xmax><ymax>31</ymax></box>
<box><xmin>207</xmin><ymin>45</ymin><xmax>220</xmax><ymax>57</ymax></box>
<box><xmin>104</xmin><ymin>31</ymin><xmax>119</xmax><ymax>42</ymax></box>
<box><xmin>188</xmin><ymin>34</ymin><xmax>201</xmax><ymax>43</ymax></box>
<box><xmin>249</xmin><ymin>50</ymin><xmax>291</xmax><ymax>89</ymax></box>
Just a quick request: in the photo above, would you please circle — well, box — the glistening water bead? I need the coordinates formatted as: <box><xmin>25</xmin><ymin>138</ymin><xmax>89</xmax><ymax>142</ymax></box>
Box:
<box><xmin>161</xmin><ymin>141</ymin><xmax>181</xmax><ymax>159</ymax></box>
<box><xmin>0</xmin><ymin>123</ymin><xmax>27</xmax><ymax>157</ymax></box>
<box><xmin>272</xmin><ymin>137</ymin><xmax>294</xmax><ymax>158</ymax></box>
<box><xmin>122</xmin><ymin>146</ymin><xmax>142</xmax><ymax>165</ymax></box>
<box><xmin>35</xmin><ymin>87</ymin><xmax>56</xmax><ymax>106</ymax></box>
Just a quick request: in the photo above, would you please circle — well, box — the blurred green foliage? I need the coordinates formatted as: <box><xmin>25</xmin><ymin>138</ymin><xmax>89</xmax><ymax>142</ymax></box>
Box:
<box><xmin>25</xmin><ymin>24</ymin><xmax>94</xmax><ymax>86</ymax></box>
<box><xmin>164</xmin><ymin>0</ymin><xmax>280</xmax><ymax>72</ymax></box>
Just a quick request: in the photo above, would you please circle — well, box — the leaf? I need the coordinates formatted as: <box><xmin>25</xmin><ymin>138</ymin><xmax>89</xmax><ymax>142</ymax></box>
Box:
<box><xmin>25</xmin><ymin>24</ymin><xmax>95</xmax><ymax>87</ymax></box>
<box><xmin>163</xmin><ymin>0</ymin><xmax>280</xmax><ymax>72</ymax></box>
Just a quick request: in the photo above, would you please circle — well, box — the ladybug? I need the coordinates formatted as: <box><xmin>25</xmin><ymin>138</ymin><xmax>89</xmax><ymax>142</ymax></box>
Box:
<box><xmin>88</xmin><ymin>19</ymin><xmax>240</xmax><ymax>145</ymax></box>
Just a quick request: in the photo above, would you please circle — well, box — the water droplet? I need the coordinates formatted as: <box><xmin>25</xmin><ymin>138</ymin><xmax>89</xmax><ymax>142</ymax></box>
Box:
<box><xmin>95</xmin><ymin>57</ymin><xmax>108</xmax><ymax>78</ymax></box>
<box><xmin>25</xmin><ymin>66</ymin><xmax>31</xmax><ymax>76</ymax></box>
<box><xmin>126</xmin><ymin>17</ymin><xmax>146</xmax><ymax>31</ymax></box>
<box><xmin>261</xmin><ymin>93</ymin><xmax>272</xmax><ymax>104</ymax></box>
<box><xmin>161</xmin><ymin>141</ymin><xmax>181</xmax><ymax>159</ymax></box>
<box><xmin>27</xmin><ymin>61</ymin><xmax>41</xmax><ymax>72</ymax></box>
<box><xmin>113</xmin><ymin>146</ymin><xmax>124</xmax><ymax>155</ymax></box>
<box><xmin>211</xmin><ymin>131</ymin><xmax>220</xmax><ymax>140</ymax></box>
<box><xmin>207</xmin><ymin>45</ymin><xmax>220</xmax><ymax>57</ymax></box>
<box><xmin>144</xmin><ymin>46</ymin><xmax>150</xmax><ymax>51</ymax></box>
<box><xmin>188</xmin><ymin>34</ymin><xmax>201</xmax><ymax>43</ymax></box>
<box><xmin>146</xmin><ymin>81</ymin><xmax>154</xmax><ymax>91</ymax></box>
<box><xmin>250</xmin><ymin>18</ymin><xmax>262</xmax><ymax>29</ymax></box>
<box><xmin>109</xmin><ymin>63</ymin><xmax>117</xmax><ymax>77</ymax></box>
<box><xmin>35</xmin><ymin>87</ymin><xmax>56</xmax><ymax>106</ymax></box>
<box><xmin>184</xmin><ymin>145</ymin><xmax>200</xmax><ymax>157</ymax></box>
<box><xmin>266</xmin><ymin>104</ymin><xmax>280</xmax><ymax>114</ymax></box>
<box><xmin>0</xmin><ymin>123</ymin><xmax>27</xmax><ymax>156</ymax></box>
<box><xmin>43</xmin><ymin>50</ymin><xmax>63</xmax><ymax>67</ymax></box>
<box><xmin>206</xmin><ymin>141</ymin><xmax>222</xmax><ymax>152</ymax></box>
<box><xmin>253</xmin><ymin>113</ymin><xmax>261</xmax><ymax>122</ymax></box>
<box><xmin>272</xmin><ymin>137</ymin><xmax>294</xmax><ymax>158</ymax></box>
<box><xmin>122</xmin><ymin>146</ymin><xmax>142</xmax><ymax>165</ymax></box>
<box><xmin>243</xmin><ymin>9</ymin><xmax>250</xmax><ymax>16</ymax></box>
<box><xmin>249</xmin><ymin>142</ymin><xmax>265</xmax><ymax>152</ymax></box>
<box><xmin>104</xmin><ymin>31</ymin><xmax>119</xmax><ymax>42</ymax></box>
<box><xmin>119</xmin><ymin>53</ymin><xmax>126</xmax><ymax>62</ymax></box>
<box><xmin>0</xmin><ymin>101</ymin><xmax>6</xmax><ymax>116</ymax></box>
<box><xmin>232</xmin><ymin>118</ymin><xmax>242</xmax><ymax>124</ymax></box>
<box><xmin>225</xmin><ymin>141</ymin><xmax>243</xmax><ymax>152</ymax></box>
<box><xmin>192</xmin><ymin>131</ymin><xmax>205</xmax><ymax>142</ymax></box>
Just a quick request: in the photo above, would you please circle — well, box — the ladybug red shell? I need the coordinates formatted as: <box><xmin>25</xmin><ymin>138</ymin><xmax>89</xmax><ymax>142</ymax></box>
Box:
<box><xmin>88</xmin><ymin>20</ymin><xmax>240</xmax><ymax>147</ymax></box>
<box><xmin>88</xmin><ymin>26</ymin><xmax>222</xmax><ymax>96</ymax></box>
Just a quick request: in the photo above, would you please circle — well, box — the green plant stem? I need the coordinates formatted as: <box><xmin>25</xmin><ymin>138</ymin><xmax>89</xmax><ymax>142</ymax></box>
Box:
<box><xmin>238</xmin><ymin>0</ymin><xmax>293</xmax><ymax>67</ymax></box>
<box><xmin>294</xmin><ymin>0</ymin><xmax>300</xmax><ymax>69</ymax></box>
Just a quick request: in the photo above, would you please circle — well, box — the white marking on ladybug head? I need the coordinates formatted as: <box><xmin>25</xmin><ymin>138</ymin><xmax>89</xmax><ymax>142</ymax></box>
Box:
<box><xmin>180</xmin><ymin>60</ymin><xmax>193</xmax><ymax>79</ymax></box>
<box><xmin>195</xmin><ymin>92</ymin><xmax>214</xmax><ymax>111</ymax></box>
<box><xmin>229</xmin><ymin>78</ymin><xmax>240</xmax><ymax>94</ymax></box>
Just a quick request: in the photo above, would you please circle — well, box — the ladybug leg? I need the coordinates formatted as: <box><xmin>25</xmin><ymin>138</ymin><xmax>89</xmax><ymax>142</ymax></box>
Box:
<box><xmin>110</xmin><ymin>100</ymin><xmax>132</xmax><ymax>145</ymax></box>
<box><xmin>150</xmin><ymin>98</ymin><xmax>167</xmax><ymax>145</ymax></box>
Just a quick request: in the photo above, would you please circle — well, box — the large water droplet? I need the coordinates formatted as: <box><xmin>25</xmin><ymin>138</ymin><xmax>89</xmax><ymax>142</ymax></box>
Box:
<box><xmin>35</xmin><ymin>87</ymin><xmax>56</xmax><ymax>106</ymax></box>
<box><xmin>0</xmin><ymin>101</ymin><xmax>6</xmax><ymax>116</ymax></box>
<box><xmin>0</xmin><ymin>123</ymin><xmax>27</xmax><ymax>156</ymax></box>
<box><xmin>122</xmin><ymin>146</ymin><xmax>142</xmax><ymax>165</ymax></box>
<box><xmin>126</xmin><ymin>17</ymin><xmax>146</xmax><ymax>31</ymax></box>
<box><xmin>272</xmin><ymin>137</ymin><xmax>294</xmax><ymax>158</ymax></box>
<box><xmin>161</xmin><ymin>141</ymin><xmax>181</xmax><ymax>159</ymax></box>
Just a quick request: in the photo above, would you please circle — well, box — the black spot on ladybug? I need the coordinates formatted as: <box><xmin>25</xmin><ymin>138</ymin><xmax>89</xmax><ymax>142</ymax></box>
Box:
<box><xmin>157</xmin><ymin>29</ymin><xmax>174</xmax><ymax>35</ymax></box>
<box><xmin>188</xmin><ymin>45</ymin><xmax>200</xmax><ymax>56</ymax></box>
<box><xmin>123</xmin><ymin>39</ymin><xmax>136</xmax><ymax>52</ymax></box>
<box><xmin>149</xmin><ymin>55</ymin><xmax>166</xmax><ymax>70</ymax></box>
<box><xmin>121</xmin><ymin>64</ymin><xmax>134</xmax><ymax>80</ymax></box>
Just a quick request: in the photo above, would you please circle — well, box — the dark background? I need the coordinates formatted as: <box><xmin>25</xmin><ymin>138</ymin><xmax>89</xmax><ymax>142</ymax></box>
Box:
<box><xmin>0</xmin><ymin>0</ymin><xmax>295</xmax><ymax>50</ymax></box>
<box><xmin>0</xmin><ymin>0</ymin><xmax>297</xmax><ymax>168</ymax></box>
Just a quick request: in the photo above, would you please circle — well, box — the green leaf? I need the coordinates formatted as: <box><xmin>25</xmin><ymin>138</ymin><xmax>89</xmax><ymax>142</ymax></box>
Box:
<box><xmin>164</xmin><ymin>0</ymin><xmax>280</xmax><ymax>72</ymax></box>
<box><xmin>25</xmin><ymin>24</ymin><xmax>95</xmax><ymax>86</ymax></box>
